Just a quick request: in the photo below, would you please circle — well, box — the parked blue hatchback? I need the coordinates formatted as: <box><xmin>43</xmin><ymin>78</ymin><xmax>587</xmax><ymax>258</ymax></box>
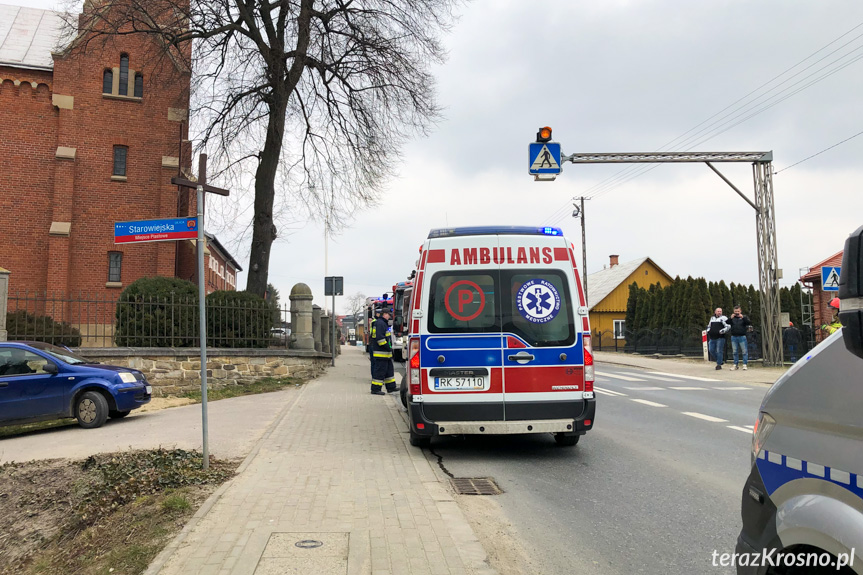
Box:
<box><xmin>0</xmin><ymin>341</ymin><xmax>151</xmax><ymax>429</ymax></box>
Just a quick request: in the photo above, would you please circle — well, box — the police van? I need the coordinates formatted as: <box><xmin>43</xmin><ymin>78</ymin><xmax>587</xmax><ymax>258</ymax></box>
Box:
<box><xmin>737</xmin><ymin>224</ymin><xmax>863</xmax><ymax>574</ymax></box>
<box><xmin>403</xmin><ymin>225</ymin><xmax>595</xmax><ymax>447</ymax></box>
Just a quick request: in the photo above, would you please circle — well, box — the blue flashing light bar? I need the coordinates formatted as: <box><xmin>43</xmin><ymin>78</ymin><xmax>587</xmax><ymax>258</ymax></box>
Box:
<box><xmin>427</xmin><ymin>226</ymin><xmax>564</xmax><ymax>239</ymax></box>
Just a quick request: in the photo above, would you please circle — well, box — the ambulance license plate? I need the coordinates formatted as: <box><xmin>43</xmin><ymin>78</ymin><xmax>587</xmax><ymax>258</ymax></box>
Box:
<box><xmin>434</xmin><ymin>377</ymin><xmax>486</xmax><ymax>391</ymax></box>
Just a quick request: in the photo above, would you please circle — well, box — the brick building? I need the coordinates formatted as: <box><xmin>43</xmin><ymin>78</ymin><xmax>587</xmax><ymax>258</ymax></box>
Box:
<box><xmin>800</xmin><ymin>251</ymin><xmax>843</xmax><ymax>343</ymax></box>
<box><xmin>0</xmin><ymin>4</ymin><xmax>240</xmax><ymax>317</ymax></box>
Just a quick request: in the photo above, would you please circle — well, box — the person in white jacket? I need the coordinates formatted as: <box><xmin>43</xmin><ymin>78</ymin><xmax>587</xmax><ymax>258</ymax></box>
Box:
<box><xmin>706</xmin><ymin>308</ymin><xmax>730</xmax><ymax>370</ymax></box>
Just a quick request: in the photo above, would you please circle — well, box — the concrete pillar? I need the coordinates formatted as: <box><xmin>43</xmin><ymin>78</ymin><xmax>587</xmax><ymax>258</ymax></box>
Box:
<box><xmin>289</xmin><ymin>283</ymin><xmax>314</xmax><ymax>350</ymax></box>
<box><xmin>312</xmin><ymin>305</ymin><xmax>322</xmax><ymax>352</ymax></box>
<box><xmin>0</xmin><ymin>267</ymin><xmax>8</xmax><ymax>341</ymax></box>
<box><xmin>321</xmin><ymin>311</ymin><xmax>331</xmax><ymax>354</ymax></box>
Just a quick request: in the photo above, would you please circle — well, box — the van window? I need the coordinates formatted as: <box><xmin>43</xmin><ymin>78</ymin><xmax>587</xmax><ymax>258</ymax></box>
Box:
<box><xmin>502</xmin><ymin>270</ymin><xmax>574</xmax><ymax>347</ymax></box>
<box><xmin>429</xmin><ymin>272</ymin><xmax>499</xmax><ymax>333</ymax></box>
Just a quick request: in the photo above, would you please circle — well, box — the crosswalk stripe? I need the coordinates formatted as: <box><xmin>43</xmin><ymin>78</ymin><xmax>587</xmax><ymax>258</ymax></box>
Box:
<box><xmin>728</xmin><ymin>426</ymin><xmax>753</xmax><ymax>434</ymax></box>
<box><xmin>712</xmin><ymin>386</ymin><xmax>752</xmax><ymax>391</ymax></box>
<box><xmin>615</xmin><ymin>371</ymin><xmax>678</xmax><ymax>382</ymax></box>
<box><xmin>744</xmin><ymin>425</ymin><xmax>755</xmax><ymax>430</ymax></box>
<box><xmin>669</xmin><ymin>386</ymin><xmax>708</xmax><ymax>391</ymax></box>
<box><xmin>630</xmin><ymin>399</ymin><xmax>667</xmax><ymax>407</ymax></box>
<box><xmin>623</xmin><ymin>386</ymin><xmax>665</xmax><ymax>391</ymax></box>
<box><xmin>682</xmin><ymin>412</ymin><xmax>728</xmax><ymax>423</ymax></box>
<box><xmin>594</xmin><ymin>387</ymin><xmax>627</xmax><ymax>397</ymax></box>
<box><xmin>595</xmin><ymin>370</ymin><xmax>647</xmax><ymax>382</ymax></box>
<box><xmin>652</xmin><ymin>372</ymin><xmax>721</xmax><ymax>382</ymax></box>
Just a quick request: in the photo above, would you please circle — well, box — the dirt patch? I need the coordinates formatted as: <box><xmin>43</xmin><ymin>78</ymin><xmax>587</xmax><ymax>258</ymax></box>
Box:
<box><xmin>0</xmin><ymin>449</ymin><xmax>237</xmax><ymax>575</ymax></box>
<box><xmin>138</xmin><ymin>396</ymin><xmax>196</xmax><ymax>412</ymax></box>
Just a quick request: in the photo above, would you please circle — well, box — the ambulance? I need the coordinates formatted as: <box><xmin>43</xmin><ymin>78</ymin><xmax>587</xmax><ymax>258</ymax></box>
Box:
<box><xmin>404</xmin><ymin>226</ymin><xmax>595</xmax><ymax>447</ymax></box>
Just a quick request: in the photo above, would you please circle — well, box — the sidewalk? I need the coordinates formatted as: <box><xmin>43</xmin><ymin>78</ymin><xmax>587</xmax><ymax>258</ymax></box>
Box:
<box><xmin>595</xmin><ymin>350</ymin><xmax>787</xmax><ymax>385</ymax></box>
<box><xmin>146</xmin><ymin>346</ymin><xmax>497</xmax><ymax>575</ymax></box>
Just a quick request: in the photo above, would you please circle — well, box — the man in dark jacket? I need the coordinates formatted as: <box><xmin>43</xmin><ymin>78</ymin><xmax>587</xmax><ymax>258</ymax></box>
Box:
<box><xmin>370</xmin><ymin>309</ymin><xmax>397</xmax><ymax>395</ymax></box>
<box><xmin>783</xmin><ymin>322</ymin><xmax>802</xmax><ymax>362</ymax></box>
<box><xmin>707</xmin><ymin>307</ymin><xmax>730</xmax><ymax>370</ymax></box>
<box><xmin>727</xmin><ymin>306</ymin><xmax>752</xmax><ymax>370</ymax></box>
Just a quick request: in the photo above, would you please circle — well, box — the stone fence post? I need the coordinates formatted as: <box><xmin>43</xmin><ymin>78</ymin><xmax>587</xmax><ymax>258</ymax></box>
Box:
<box><xmin>321</xmin><ymin>311</ymin><xmax>331</xmax><ymax>354</ymax></box>
<box><xmin>289</xmin><ymin>283</ymin><xmax>315</xmax><ymax>350</ymax></box>
<box><xmin>312</xmin><ymin>305</ymin><xmax>322</xmax><ymax>352</ymax></box>
<box><xmin>0</xmin><ymin>267</ymin><xmax>8</xmax><ymax>342</ymax></box>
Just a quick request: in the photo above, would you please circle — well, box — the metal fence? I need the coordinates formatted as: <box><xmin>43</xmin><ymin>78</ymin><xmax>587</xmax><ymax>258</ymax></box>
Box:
<box><xmin>593</xmin><ymin>325</ymin><xmax>817</xmax><ymax>364</ymax></box>
<box><xmin>6</xmin><ymin>291</ymin><xmax>296</xmax><ymax>348</ymax></box>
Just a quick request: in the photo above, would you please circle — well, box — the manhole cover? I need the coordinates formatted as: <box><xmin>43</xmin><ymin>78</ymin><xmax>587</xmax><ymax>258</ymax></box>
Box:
<box><xmin>451</xmin><ymin>477</ymin><xmax>503</xmax><ymax>495</ymax></box>
<box><xmin>295</xmin><ymin>539</ymin><xmax>323</xmax><ymax>549</ymax></box>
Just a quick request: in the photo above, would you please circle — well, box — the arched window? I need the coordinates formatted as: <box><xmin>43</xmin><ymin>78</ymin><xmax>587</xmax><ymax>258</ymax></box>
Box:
<box><xmin>134</xmin><ymin>73</ymin><xmax>143</xmax><ymax>98</ymax></box>
<box><xmin>118</xmin><ymin>53</ymin><xmax>129</xmax><ymax>96</ymax></box>
<box><xmin>102</xmin><ymin>69</ymin><xmax>112</xmax><ymax>94</ymax></box>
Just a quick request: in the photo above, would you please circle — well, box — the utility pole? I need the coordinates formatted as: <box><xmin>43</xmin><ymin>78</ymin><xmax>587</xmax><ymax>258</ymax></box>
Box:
<box><xmin>572</xmin><ymin>197</ymin><xmax>588</xmax><ymax>306</ymax></box>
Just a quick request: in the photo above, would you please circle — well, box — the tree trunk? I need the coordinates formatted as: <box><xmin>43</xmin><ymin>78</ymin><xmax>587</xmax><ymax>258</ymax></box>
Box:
<box><xmin>246</xmin><ymin>97</ymin><xmax>288</xmax><ymax>297</ymax></box>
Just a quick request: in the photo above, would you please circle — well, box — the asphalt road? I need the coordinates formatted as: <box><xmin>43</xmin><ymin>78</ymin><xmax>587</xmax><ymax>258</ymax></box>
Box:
<box><xmin>425</xmin><ymin>362</ymin><xmax>769</xmax><ymax>575</ymax></box>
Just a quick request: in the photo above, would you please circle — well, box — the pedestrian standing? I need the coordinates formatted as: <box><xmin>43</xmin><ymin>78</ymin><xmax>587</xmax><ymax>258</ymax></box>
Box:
<box><xmin>727</xmin><ymin>306</ymin><xmax>752</xmax><ymax>370</ymax></box>
<box><xmin>370</xmin><ymin>309</ymin><xmax>397</xmax><ymax>395</ymax></box>
<box><xmin>706</xmin><ymin>307</ymin><xmax>730</xmax><ymax>370</ymax></box>
<box><xmin>821</xmin><ymin>297</ymin><xmax>842</xmax><ymax>336</ymax></box>
<box><xmin>783</xmin><ymin>322</ymin><xmax>801</xmax><ymax>362</ymax></box>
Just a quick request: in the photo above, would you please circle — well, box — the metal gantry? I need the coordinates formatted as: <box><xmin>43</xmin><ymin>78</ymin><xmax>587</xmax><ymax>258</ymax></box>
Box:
<box><xmin>560</xmin><ymin>150</ymin><xmax>783</xmax><ymax>366</ymax></box>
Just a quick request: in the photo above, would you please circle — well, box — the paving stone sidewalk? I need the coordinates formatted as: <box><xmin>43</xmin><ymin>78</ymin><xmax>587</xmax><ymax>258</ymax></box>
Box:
<box><xmin>146</xmin><ymin>346</ymin><xmax>496</xmax><ymax>575</ymax></box>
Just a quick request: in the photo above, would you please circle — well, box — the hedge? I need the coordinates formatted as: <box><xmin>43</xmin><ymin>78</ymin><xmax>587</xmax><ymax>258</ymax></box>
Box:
<box><xmin>5</xmin><ymin>310</ymin><xmax>82</xmax><ymax>347</ymax></box>
<box><xmin>206</xmin><ymin>290</ymin><xmax>270</xmax><ymax>348</ymax></box>
<box><xmin>114</xmin><ymin>277</ymin><xmax>199</xmax><ymax>347</ymax></box>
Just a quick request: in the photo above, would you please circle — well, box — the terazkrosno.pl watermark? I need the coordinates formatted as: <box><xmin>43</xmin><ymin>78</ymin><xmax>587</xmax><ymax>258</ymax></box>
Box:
<box><xmin>712</xmin><ymin>549</ymin><xmax>855</xmax><ymax>570</ymax></box>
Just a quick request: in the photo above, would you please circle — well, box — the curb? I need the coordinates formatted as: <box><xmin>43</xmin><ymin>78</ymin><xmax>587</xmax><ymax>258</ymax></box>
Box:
<box><xmin>143</xmin><ymin>381</ymin><xmax>313</xmax><ymax>575</ymax></box>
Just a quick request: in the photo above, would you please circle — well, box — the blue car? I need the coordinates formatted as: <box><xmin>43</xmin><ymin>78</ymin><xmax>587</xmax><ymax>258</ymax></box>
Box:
<box><xmin>0</xmin><ymin>341</ymin><xmax>151</xmax><ymax>429</ymax></box>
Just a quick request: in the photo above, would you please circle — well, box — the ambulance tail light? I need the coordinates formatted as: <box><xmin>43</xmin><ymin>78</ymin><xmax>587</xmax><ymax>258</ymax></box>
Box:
<box><xmin>409</xmin><ymin>338</ymin><xmax>421</xmax><ymax>395</ymax></box>
<box><xmin>583</xmin><ymin>334</ymin><xmax>594</xmax><ymax>392</ymax></box>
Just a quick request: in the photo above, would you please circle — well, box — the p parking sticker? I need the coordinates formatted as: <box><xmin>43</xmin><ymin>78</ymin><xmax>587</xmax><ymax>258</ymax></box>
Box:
<box><xmin>516</xmin><ymin>279</ymin><xmax>560</xmax><ymax>324</ymax></box>
<box><xmin>444</xmin><ymin>280</ymin><xmax>486</xmax><ymax>321</ymax></box>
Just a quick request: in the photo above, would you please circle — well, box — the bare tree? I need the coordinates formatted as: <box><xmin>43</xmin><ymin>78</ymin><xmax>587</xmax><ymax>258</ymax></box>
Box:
<box><xmin>345</xmin><ymin>291</ymin><xmax>367</xmax><ymax>321</ymax></box>
<box><xmin>67</xmin><ymin>0</ymin><xmax>460</xmax><ymax>296</ymax></box>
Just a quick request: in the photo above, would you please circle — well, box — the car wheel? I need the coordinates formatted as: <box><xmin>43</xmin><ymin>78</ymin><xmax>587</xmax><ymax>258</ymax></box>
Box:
<box><xmin>400</xmin><ymin>379</ymin><xmax>408</xmax><ymax>408</ymax></box>
<box><xmin>393</xmin><ymin>349</ymin><xmax>403</xmax><ymax>362</ymax></box>
<box><xmin>109</xmin><ymin>410</ymin><xmax>131</xmax><ymax>419</ymax></box>
<box><xmin>76</xmin><ymin>391</ymin><xmax>109</xmax><ymax>429</ymax></box>
<box><xmin>409</xmin><ymin>430</ymin><xmax>431</xmax><ymax>448</ymax></box>
<box><xmin>554</xmin><ymin>433</ymin><xmax>580</xmax><ymax>446</ymax></box>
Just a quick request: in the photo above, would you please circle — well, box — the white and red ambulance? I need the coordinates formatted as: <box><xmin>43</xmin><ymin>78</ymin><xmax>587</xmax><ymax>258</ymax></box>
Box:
<box><xmin>404</xmin><ymin>226</ymin><xmax>595</xmax><ymax>447</ymax></box>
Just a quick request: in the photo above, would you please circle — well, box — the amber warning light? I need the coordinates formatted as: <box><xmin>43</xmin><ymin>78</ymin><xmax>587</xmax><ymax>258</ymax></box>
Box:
<box><xmin>536</xmin><ymin>126</ymin><xmax>552</xmax><ymax>142</ymax></box>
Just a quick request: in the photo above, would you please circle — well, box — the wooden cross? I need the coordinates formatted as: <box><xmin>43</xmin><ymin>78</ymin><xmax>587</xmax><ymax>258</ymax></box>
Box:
<box><xmin>171</xmin><ymin>153</ymin><xmax>229</xmax><ymax>197</ymax></box>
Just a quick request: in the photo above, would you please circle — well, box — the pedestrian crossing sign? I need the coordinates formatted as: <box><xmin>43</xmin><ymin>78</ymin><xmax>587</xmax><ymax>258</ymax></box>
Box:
<box><xmin>822</xmin><ymin>266</ymin><xmax>841</xmax><ymax>291</ymax></box>
<box><xmin>529</xmin><ymin>142</ymin><xmax>562</xmax><ymax>175</ymax></box>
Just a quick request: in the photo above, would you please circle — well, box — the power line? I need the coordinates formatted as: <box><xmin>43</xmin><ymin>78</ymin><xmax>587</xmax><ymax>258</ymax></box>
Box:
<box><xmin>774</xmin><ymin>128</ymin><xmax>863</xmax><ymax>174</ymax></box>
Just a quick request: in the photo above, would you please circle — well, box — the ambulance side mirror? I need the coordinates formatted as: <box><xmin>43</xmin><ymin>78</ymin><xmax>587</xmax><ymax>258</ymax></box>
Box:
<box><xmin>839</xmin><ymin>225</ymin><xmax>863</xmax><ymax>359</ymax></box>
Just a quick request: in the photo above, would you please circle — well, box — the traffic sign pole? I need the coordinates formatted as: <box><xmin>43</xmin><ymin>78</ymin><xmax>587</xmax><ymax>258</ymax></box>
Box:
<box><xmin>196</xmin><ymin>182</ymin><xmax>209</xmax><ymax>470</ymax></box>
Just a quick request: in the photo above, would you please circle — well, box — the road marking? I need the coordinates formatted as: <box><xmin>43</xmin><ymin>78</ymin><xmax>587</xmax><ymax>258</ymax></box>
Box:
<box><xmin>682</xmin><ymin>412</ymin><xmax>728</xmax><ymax>423</ymax></box>
<box><xmin>630</xmin><ymin>399</ymin><xmax>667</xmax><ymax>407</ymax></box>
<box><xmin>728</xmin><ymin>426</ymin><xmax>753</xmax><ymax>434</ymax></box>
<box><xmin>712</xmin><ymin>386</ymin><xmax>752</xmax><ymax>391</ymax></box>
<box><xmin>652</xmin><ymin>372</ymin><xmax>721</xmax><ymax>382</ymax></box>
<box><xmin>624</xmin><ymin>386</ymin><xmax>666</xmax><ymax>391</ymax></box>
<box><xmin>595</xmin><ymin>371</ymin><xmax>647</xmax><ymax>382</ymax></box>
<box><xmin>744</xmin><ymin>425</ymin><xmax>754</xmax><ymax>430</ymax></box>
<box><xmin>615</xmin><ymin>371</ymin><xmax>678</xmax><ymax>382</ymax></box>
<box><xmin>594</xmin><ymin>387</ymin><xmax>627</xmax><ymax>397</ymax></box>
<box><xmin>669</xmin><ymin>386</ymin><xmax>708</xmax><ymax>391</ymax></box>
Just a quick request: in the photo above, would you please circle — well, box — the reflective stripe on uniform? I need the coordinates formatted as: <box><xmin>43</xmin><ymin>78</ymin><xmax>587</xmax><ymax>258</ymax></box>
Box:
<box><xmin>372</xmin><ymin>378</ymin><xmax>384</xmax><ymax>384</ymax></box>
<box><xmin>373</xmin><ymin>352</ymin><xmax>392</xmax><ymax>358</ymax></box>
<box><xmin>377</xmin><ymin>339</ymin><xmax>388</xmax><ymax>345</ymax></box>
<box><xmin>383</xmin><ymin>377</ymin><xmax>396</xmax><ymax>384</ymax></box>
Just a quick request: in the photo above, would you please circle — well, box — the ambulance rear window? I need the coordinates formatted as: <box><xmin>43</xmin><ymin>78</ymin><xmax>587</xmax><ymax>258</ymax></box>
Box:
<box><xmin>502</xmin><ymin>270</ymin><xmax>574</xmax><ymax>347</ymax></box>
<box><xmin>428</xmin><ymin>272</ymin><xmax>499</xmax><ymax>333</ymax></box>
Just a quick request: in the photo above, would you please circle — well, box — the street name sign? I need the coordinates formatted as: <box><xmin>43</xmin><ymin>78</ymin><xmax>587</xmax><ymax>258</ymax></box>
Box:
<box><xmin>115</xmin><ymin>217</ymin><xmax>199</xmax><ymax>244</ymax></box>
<box><xmin>529</xmin><ymin>142</ymin><xmax>562</xmax><ymax>175</ymax></box>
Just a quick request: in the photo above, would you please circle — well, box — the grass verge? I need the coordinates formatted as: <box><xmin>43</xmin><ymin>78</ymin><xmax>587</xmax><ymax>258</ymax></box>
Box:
<box><xmin>0</xmin><ymin>448</ymin><xmax>236</xmax><ymax>575</ymax></box>
<box><xmin>181</xmin><ymin>375</ymin><xmax>305</xmax><ymax>402</ymax></box>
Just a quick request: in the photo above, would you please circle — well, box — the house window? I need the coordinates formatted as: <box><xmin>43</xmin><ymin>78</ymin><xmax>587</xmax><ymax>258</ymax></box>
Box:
<box><xmin>118</xmin><ymin>54</ymin><xmax>129</xmax><ymax>96</ymax></box>
<box><xmin>102</xmin><ymin>69</ymin><xmax>113</xmax><ymax>93</ymax></box>
<box><xmin>113</xmin><ymin>146</ymin><xmax>128</xmax><ymax>176</ymax></box>
<box><xmin>134</xmin><ymin>73</ymin><xmax>143</xmax><ymax>97</ymax></box>
<box><xmin>108</xmin><ymin>252</ymin><xmax>122</xmax><ymax>282</ymax></box>
<box><xmin>613</xmin><ymin>319</ymin><xmax>626</xmax><ymax>339</ymax></box>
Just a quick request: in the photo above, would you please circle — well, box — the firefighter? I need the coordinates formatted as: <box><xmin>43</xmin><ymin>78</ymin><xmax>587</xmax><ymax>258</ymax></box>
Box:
<box><xmin>821</xmin><ymin>297</ymin><xmax>843</xmax><ymax>336</ymax></box>
<box><xmin>370</xmin><ymin>309</ymin><xmax>397</xmax><ymax>395</ymax></box>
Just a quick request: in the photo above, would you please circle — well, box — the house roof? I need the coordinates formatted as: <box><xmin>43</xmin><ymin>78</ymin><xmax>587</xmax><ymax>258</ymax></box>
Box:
<box><xmin>800</xmin><ymin>251</ymin><xmax>843</xmax><ymax>282</ymax></box>
<box><xmin>204</xmin><ymin>232</ymin><xmax>243</xmax><ymax>272</ymax></box>
<box><xmin>587</xmin><ymin>257</ymin><xmax>644</xmax><ymax>309</ymax></box>
<box><xmin>0</xmin><ymin>6</ymin><xmax>67</xmax><ymax>71</ymax></box>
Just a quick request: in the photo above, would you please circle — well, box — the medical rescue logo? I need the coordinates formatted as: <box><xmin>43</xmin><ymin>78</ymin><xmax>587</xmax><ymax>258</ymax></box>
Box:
<box><xmin>516</xmin><ymin>279</ymin><xmax>560</xmax><ymax>324</ymax></box>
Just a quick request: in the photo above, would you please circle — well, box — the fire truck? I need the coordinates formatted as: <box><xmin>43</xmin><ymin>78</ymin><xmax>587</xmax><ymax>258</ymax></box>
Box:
<box><xmin>362</xmin><ymin>295</ymin><xmax>394</xmax><ymax>349</ymax></box>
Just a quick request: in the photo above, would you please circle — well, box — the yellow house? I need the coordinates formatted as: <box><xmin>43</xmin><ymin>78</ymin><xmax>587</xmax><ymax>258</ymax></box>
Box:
<box><xmin>587</xmin><ymin>255</ymin><xmax>673</xmax><ymax>339</ymax></box>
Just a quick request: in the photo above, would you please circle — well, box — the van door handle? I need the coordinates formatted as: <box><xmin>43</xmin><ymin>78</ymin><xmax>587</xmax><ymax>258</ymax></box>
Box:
<box><xmin>508</xmin><ymin>352</ymin><xmax>535</xmax><ymax>363</ymax></box>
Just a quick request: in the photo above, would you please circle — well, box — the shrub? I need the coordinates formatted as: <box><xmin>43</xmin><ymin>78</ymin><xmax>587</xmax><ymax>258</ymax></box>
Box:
<box><xmin>114</xmin><ymin>277</ymin><xmax>199</xmax><ymax>347</ymax></box>
<box><xmin>206</xmin><ymin>290</ymin><xmax>270</xmax><ymax>348</ymax></box>
<box><xmin>5</xmin><ymin>310</ymin><xmax>82</xmax><ymax>347</ymax></box>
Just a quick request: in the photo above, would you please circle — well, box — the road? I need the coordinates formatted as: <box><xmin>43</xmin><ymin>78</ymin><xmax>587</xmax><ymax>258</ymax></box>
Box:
<box><xmin>425</xmin><ymin>361</ymin><xmax>769</xmax><ymax>575</ymax></box>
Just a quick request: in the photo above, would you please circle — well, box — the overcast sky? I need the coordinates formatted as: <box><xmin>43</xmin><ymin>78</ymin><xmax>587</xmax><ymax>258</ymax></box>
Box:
<box><xmin>23</xmin><ymin>0</ymin><xmax>863</xmax><ymax>313</ymax></box>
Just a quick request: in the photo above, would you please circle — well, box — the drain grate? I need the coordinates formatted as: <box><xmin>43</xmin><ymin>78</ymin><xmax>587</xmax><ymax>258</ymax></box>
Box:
<box><xmin>451</xmin><ymin>477</ymin><xmax>503</xmax><ymax>495</ymax></box>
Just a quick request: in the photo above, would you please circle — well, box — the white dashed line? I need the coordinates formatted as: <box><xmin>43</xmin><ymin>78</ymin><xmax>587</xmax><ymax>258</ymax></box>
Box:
<box><xmin>595</xmin><ymin>371</ymin><xmax>647</xmax><ymax>382</ymax></box>
<box><xmin>630</xmin><ymin>399</ymin><xmax>667</xmax><ymax>408</ymax></box>
<box><xmin>682</xmin><ymin>412</ymin><xmax>728</xmax><ymax>423</ymax></box>
<box><xmin>713</xmin><ymin>386</ymin><xmax>752</xmax><ymax>391</ymax></box>
<box><xmin>594</xmin><ymin>387</ymin><xmax>627</xmax><ymax>397</ymax></box>
<box><xmin>669</xmin><ymin>386</ymin><xmax>708</xmax><ymax>391</ymax></box>
<box><xmin>744</xmin><ymin>425</ymin><xmax>755</xmax><ymax>430</ymax></box>
<box><xmin>727</xmin><ymin>426</ymin><xmax>753</xmax><ymax>434</ymax></box>
<box><xmin>652</xmin><ymin>372</ymin><xmax>721</xmax><ymax>382</ymax></box>
<box><xmin>623</xmin><ymin>386</ymin><xmax>666</xmax><ymax>391</ymax></box>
